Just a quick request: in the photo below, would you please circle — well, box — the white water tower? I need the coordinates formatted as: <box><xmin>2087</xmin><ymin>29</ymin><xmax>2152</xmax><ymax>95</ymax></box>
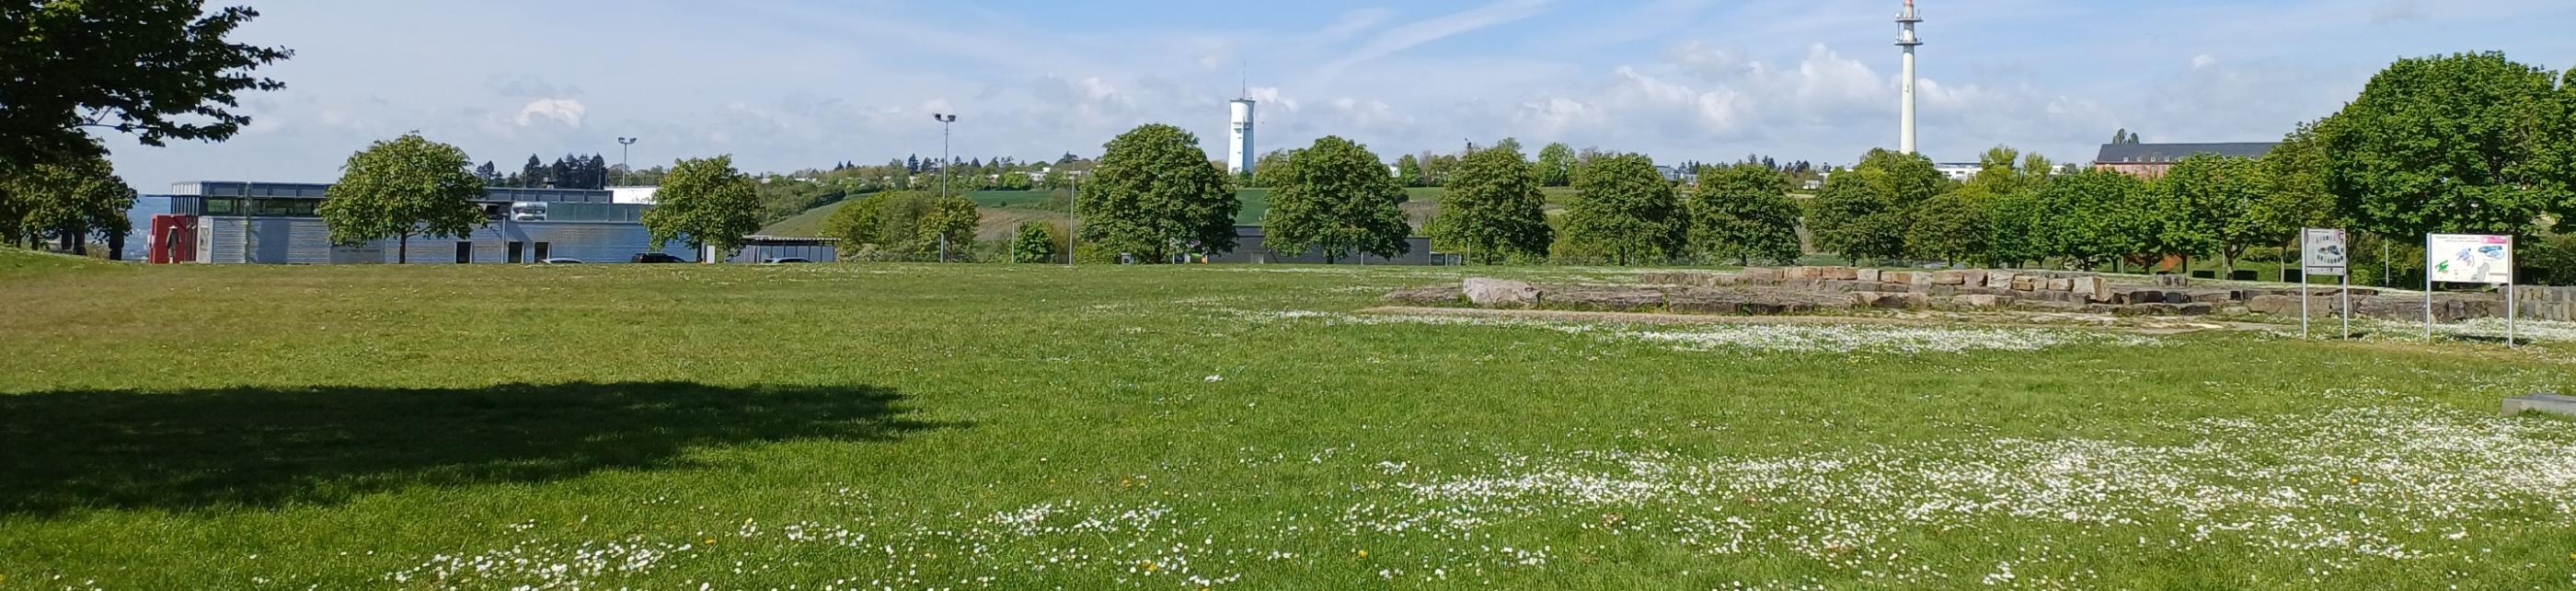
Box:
<box><xmin>1228</xmin><ymin>98</ymin><xmax>1257</xmax><ymax>176</ymax></box>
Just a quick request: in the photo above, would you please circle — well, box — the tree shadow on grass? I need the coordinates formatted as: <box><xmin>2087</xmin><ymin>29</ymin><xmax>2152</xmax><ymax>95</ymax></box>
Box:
<box><xmin>0</xmin><ymin>381</ymin><xmax>957</xmax><ymax>516</ymax></box>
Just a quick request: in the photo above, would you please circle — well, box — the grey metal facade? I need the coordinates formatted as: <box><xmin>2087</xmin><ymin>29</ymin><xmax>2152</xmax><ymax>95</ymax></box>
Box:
<box><xmin>193</xmin><ymin>216</ymin><xmax>696</xmax><ymax>264</ymax></box>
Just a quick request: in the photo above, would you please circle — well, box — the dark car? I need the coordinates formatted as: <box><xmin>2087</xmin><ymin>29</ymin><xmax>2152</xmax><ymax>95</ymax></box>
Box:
<box><xmin>630</xmin><ymin>253</ymin><xmax>687</xmax><ymax>264</ymax></box>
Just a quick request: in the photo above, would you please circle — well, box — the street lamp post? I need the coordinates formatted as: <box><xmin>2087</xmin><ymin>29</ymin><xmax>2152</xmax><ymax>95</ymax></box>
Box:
<box><xmin>615</xmin><ymin>137</ymin><xmax>638</xmax><ymax>186</ymax></box>
<box><xmin>932</xmin><ymin>113</ymin><xmax>958</xmax><ymax>262</ymax></box>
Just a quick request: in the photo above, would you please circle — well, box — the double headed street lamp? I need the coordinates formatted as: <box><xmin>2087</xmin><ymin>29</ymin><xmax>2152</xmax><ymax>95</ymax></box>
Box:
<box><xmin>615</xmin><ymin>137</ymin><xmax>638</xmax><ymax>186</ymax></box>
<box><xmin>932</xmin><ymin>113</ymin><xmax>959</xmax><ymax>262</ymax></box>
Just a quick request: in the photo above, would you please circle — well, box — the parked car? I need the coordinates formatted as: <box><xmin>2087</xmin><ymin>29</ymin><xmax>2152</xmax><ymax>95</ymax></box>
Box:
<box><xmin>631</xmin><ymin>253</ymin><xmax>687</xmax><ymax>264</ymax></box>
<box><xmin>538</xmin><ymin>258</ymin><xmax>583</xmax><ymax>264</ymax></box>
<box><xmin>763</xmin><ymin>257</ymin><xmax>814</xmax><ymax>264</ymax></box>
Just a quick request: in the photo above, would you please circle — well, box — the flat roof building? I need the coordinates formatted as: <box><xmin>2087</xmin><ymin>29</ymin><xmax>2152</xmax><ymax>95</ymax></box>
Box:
<box><xmin>135</xmin><ymin>181</ymin><xmax>696</xmax><ymax>264</ymax></box>
<box><xmin>2092</xmin><ymin>143</ymin><xmax>2277</xmax><ymax>180</ymax></box>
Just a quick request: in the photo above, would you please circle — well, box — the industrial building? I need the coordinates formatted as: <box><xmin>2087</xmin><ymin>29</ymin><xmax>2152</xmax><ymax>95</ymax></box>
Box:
<box><xmin>131</xmin><ymin>181</ymin><xmax>700</xmax><ymax>264</ymax></box>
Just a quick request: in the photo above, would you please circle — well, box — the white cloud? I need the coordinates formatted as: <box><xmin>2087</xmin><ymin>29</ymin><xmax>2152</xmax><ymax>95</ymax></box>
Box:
<box><xmin>2191</xmin><ymin>54</ymin><xmax>2218</xmax><ymax>70</ymax></box>
<box><xmin>513</xmin><ymin>98</ymin><xmax>586</xmax><ymax>128</ymax></box>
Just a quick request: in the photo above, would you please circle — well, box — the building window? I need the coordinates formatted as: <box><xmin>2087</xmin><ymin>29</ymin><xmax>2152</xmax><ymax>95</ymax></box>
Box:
<box><xmin>455</xmin><ymin>242</ymin><xmax>473</xmax><ymax>264</ymax></box>
<box><xmin>506</xmin><ymin>241</ymin><xmax>523</xmax><ymax>264</ymax></box>
<box><xmin>203</xmin><ymin>198</ymin><xmax>241</xmax><ymax>215</ymax></box>
<box><xmin>533</xmin><ymin>242</ymin><xmax>549</xmax><ymax>261</ymax></box>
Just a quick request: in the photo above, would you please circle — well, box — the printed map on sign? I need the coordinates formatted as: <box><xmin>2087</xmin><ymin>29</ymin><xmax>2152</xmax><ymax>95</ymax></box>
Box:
<box><xmin>2427</xmin><ymin>234</ymin><xmax>2513</xmax><ymax>284</ymax></box>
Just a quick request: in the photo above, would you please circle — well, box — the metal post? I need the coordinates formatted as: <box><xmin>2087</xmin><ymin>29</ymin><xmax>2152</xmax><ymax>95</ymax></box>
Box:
<box><xmin>2300</xmin><ymin>231</ymin><xmax>2310</xmax><ymax>339</ymax></box>
<box><xmin>1067</xmin><ymin>174</ymin><xmax>1078</xmax><ymax>267</ymax></box>
<box><xmin>2509</xmin><ymin>236</ymin><xmax>2519</xmax><ymax>348</ymax></box>
<box><xmin>2340</xmin><ymin>272</ymin><xmax>2351</xmax><ymax>340</ymax></box>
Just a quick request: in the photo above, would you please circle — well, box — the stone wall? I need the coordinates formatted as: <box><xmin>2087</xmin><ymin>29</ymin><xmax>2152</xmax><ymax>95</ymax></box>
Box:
<box><xmin>1645</xmin><ymin>267</ymin><xmax>2116</xmax><ymax>310</ymax></box>
<box><xmin>1643</xmin><ymin>267</ymin><xmax>2576</xmax><ymax>321</ymax></box>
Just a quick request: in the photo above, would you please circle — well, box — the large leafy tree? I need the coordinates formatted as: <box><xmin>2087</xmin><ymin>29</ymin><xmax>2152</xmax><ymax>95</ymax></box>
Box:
<box><xmin>316</xmin><ymin>133</ymin><xmax>486</xmax><ymax>263</ymax></box>
<box><xmin>920</xmin><ymin>192</ymin><xmax>980</xmax><ymax>261</ymax></box>
<box><xmin>1906</xmin><ymin>191</ymin><xmax>1989</xmax><ymax>266</ymax></box>
<box><xmin>1562</xmin><ymin>153</ymin><xmax>1686</xmax><ymax>265</ymax></box>
<box><xmin>0</xmin><ymin>150</ymin><xmax>135</xmax><ymax>256</ymax></box>
<box><xmin>1437</xmin><ymin>140</ymin><xmax>1553</xmax><ymax>264</ymax></box>
<box><xmin>1265</xmin><ymin>136</ymin><xmax>1410</xmax><ymax>263</ymax></box>
<box><xmin>1808</xmin><ymin>149</ymin><xmax>1942</xmax><ymax>263</ymax></box>
<box><xmin>1248</xmin><ymin>148</ymin><xmax>1299</xmax><ymax>189</ymax></box>
<box><xmin>1953</xmin><ymin>145</ymin><xmax>2052</xmax><ymax>266</ymax></box>
<box><xmin>2321</xmin><ymin>52</ymin><xmax>2575</xmax><ymax>240</ymax></box>
<box><xmin>2031</xmin><ymin>168</ymin><xmax>2153</xmax><ymax>270</ymax></box>
<box><xmin>1535</xmin><ymin>143</ymin><xmax>1576</xmax><ymax>187</ymax></box>
<box><xmin>0</xmin><ymin>1</ymin><xmax>291</xmax><ymax>169</ymax></box>
<box><xmin>1394</xmin><ymin>154</ymin><xmax>1425</xmax><ymax>188</ymax></box>
<box><xmin>642</xmin><ymin>156</ymin><xmax>762</xmax><ymax>261</ymax></box>
<box><xmin>1687</xmin><ymin>162</ymin><xmax>1802</xmax><ymax>265</ymax></box>
<box><xmin>2252</xmin><ymin>123</ymin><xmax>2340</xmax><ymax>243</ymax></box>
<box><xmin>2157</xmin><ymin>153</ymin><xmax>2266</xmax><ymax>272</ymax></box>
<box><xmin>1080</xmin><ymin>123</ymin><xmax>1238</xmax><ymax>262</ymax></box>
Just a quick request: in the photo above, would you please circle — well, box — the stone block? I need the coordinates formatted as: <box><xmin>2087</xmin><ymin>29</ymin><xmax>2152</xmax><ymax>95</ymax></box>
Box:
<box><xmin>1857</xmin><ymin>268</ymin><xmax>1882</xmax><ymax>283</ymax></box>
<box><xmin>1789</xmin><ymin>266</ymin><xmax>1825</xmax><ymax>280</ymax></box>
<box><xmin>2011</xmin><ymin>277</ymin><xmax>2039</xmax><ymax>291</ymax></box>
<box><xmin>1880</xmin><ymin>271</ymin><xmax>1914</xmax><ymax>285</ymax></box>
<box><xmin>1910</xmin><ymin>272</ymin><xmax>1936</xmax><ymax>286</ymax></box>
<box><xmin>2503</xmin><ymin>393</ymin><xmax>2576</xmax><ymax>418</ymax></box>
<box><xmin>1464</xmin><ymin>278</ymin><xmax>1542</xmax><ymax>308</ymax></box>
<box><xmin>1961</xmin><ymin>270</ymin><xmax>1989</xmax><ymax>288</ymax></box>
<box><xmin>2070</xmin><ymin>276</ymin><xmax>2101</xmax><ymax>298</ymax></box>
<box><xmin>1930</xmin><ymin>271</ymin><xmax>1968</xmax><ymax>285</ymax></box>
<box><xmin>1856</xmin><ymin>292</ymin><xmax>1930</xmax><ymax>309</ymax></box>
<box><xmin>2189</xmin><ymin>291</ymin><xmax>2235</xmax><ymax>304</ymax></box>
<box><xmin>1739</xmin><ymin>268</ymin><xmax>1785</xmax><ymax>283</ymax></box>
<box><xmin>2048</xmin><ymin>278</ymin><xmax>2075</xmax><ymax>292</ymax></box>
<box><xmin>1822</xmin><ymin>266</ymin><xmax>1861</xmax><ymax>281</ymax></box>
<box><xmin>1953</xmin><ymin>294</ymin><xmax>2008</xmax><ymax>309</ymax></box>
<box><xmin>2221</xmin><ymin>306</ymin><xmax>2251</xmax><ymax>316</ymax></box>
<box><xmin>2123</xmin><ymin>290</ymin><xmax>2164</xmax><ymax>305</ymax></box>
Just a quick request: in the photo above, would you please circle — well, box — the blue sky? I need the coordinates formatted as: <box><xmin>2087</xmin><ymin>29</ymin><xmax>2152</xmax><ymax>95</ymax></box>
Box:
<box><xmin>101</xmin><ymin>0</ymin><xmax>2576</xmax><ymax>191</ymax></box>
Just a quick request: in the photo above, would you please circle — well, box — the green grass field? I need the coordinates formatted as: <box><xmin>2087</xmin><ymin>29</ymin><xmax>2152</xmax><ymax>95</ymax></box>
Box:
<box><xmin>5</xmin><ymin>249</ymin><xmax>2575</xmax><ymax>589</ymax></box>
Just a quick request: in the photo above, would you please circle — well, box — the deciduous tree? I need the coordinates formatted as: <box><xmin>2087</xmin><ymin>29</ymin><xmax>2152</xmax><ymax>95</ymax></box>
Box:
<box><xmin>316</xmin><ymin>133</ymin><xmax>486</xmax><ymax>263</ymax></box>
<box><xmin>2321</xmin><ymin>52</ymin><xmax>2575</xmax><ymax>240</ymax></box>
<box><xmin>1438</xmin><ymin>141</ymin><xmax>1553</xmax><ymax>264</ymax></box>
<box><xmin>1535</xmin><ymin>143</ymin><xmax>1575</xmax><ymax>187</ymax></box>
<box><xmin>642</xmin><ymin>156</ymin><xmax>762</xmax><ymax>261</ymax></box>
<box><xmin>1687</xmin><ymin>162</ymin><xmax>1802</xmax><ymax>265</ymax></box>
<box><xmin>1012</xmin><ymin>221</ymin><xmax>1059</xmax><ymax>263</ymax></box>
<box><xmin>1563</xmin><ymin>154</ymin><xmax>1686</xmax><ymax>265</ymax></box>
<box><xmin>1265</xmin><ymin>136</ymin><xmax>1410</xmax><ymax>263</ymax></box>
<box><xmin>0</xmin><ymin>150</ymin><xmax>136</xmax><ymax>257</ymax></box>
<box><xmin>1080</xmin><ymin>124</ymin><xmax>1239</xmax><ymax>261</ymax></box>
<box><xmin>0</xmin><ymin>1</ymin><xmax>291</xmax><ymax>169</ymax></box>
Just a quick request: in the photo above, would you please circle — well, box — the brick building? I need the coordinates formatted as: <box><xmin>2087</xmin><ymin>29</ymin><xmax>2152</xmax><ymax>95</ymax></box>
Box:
<box><xmin>2092</xmin><ymin>143</ymin><xmax>2277</xmax><ymax>180</ymax></box>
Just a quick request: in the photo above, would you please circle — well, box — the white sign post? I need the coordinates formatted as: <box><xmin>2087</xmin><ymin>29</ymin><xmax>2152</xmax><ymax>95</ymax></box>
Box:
<box><xmin>2425</xmin><ymin>234</ymin><xmax>2516</xmax><ymax>346</ymax></box>
<box><xmin>2302</xmin><ymin>228</ymin><xmax>2350</xmax><ymax>339</ymax></box>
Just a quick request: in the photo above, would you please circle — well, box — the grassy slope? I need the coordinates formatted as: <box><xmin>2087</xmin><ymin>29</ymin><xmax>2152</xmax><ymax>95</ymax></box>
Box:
<box><xmin>0</xmin><ymin>247</ymin><xmax>127</xmax><ymax>280</ymax></box>
<box><xmin>2</xmin><ymin>262</ymin><xmax>2572</xmax><ymax>589</ymax></box>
